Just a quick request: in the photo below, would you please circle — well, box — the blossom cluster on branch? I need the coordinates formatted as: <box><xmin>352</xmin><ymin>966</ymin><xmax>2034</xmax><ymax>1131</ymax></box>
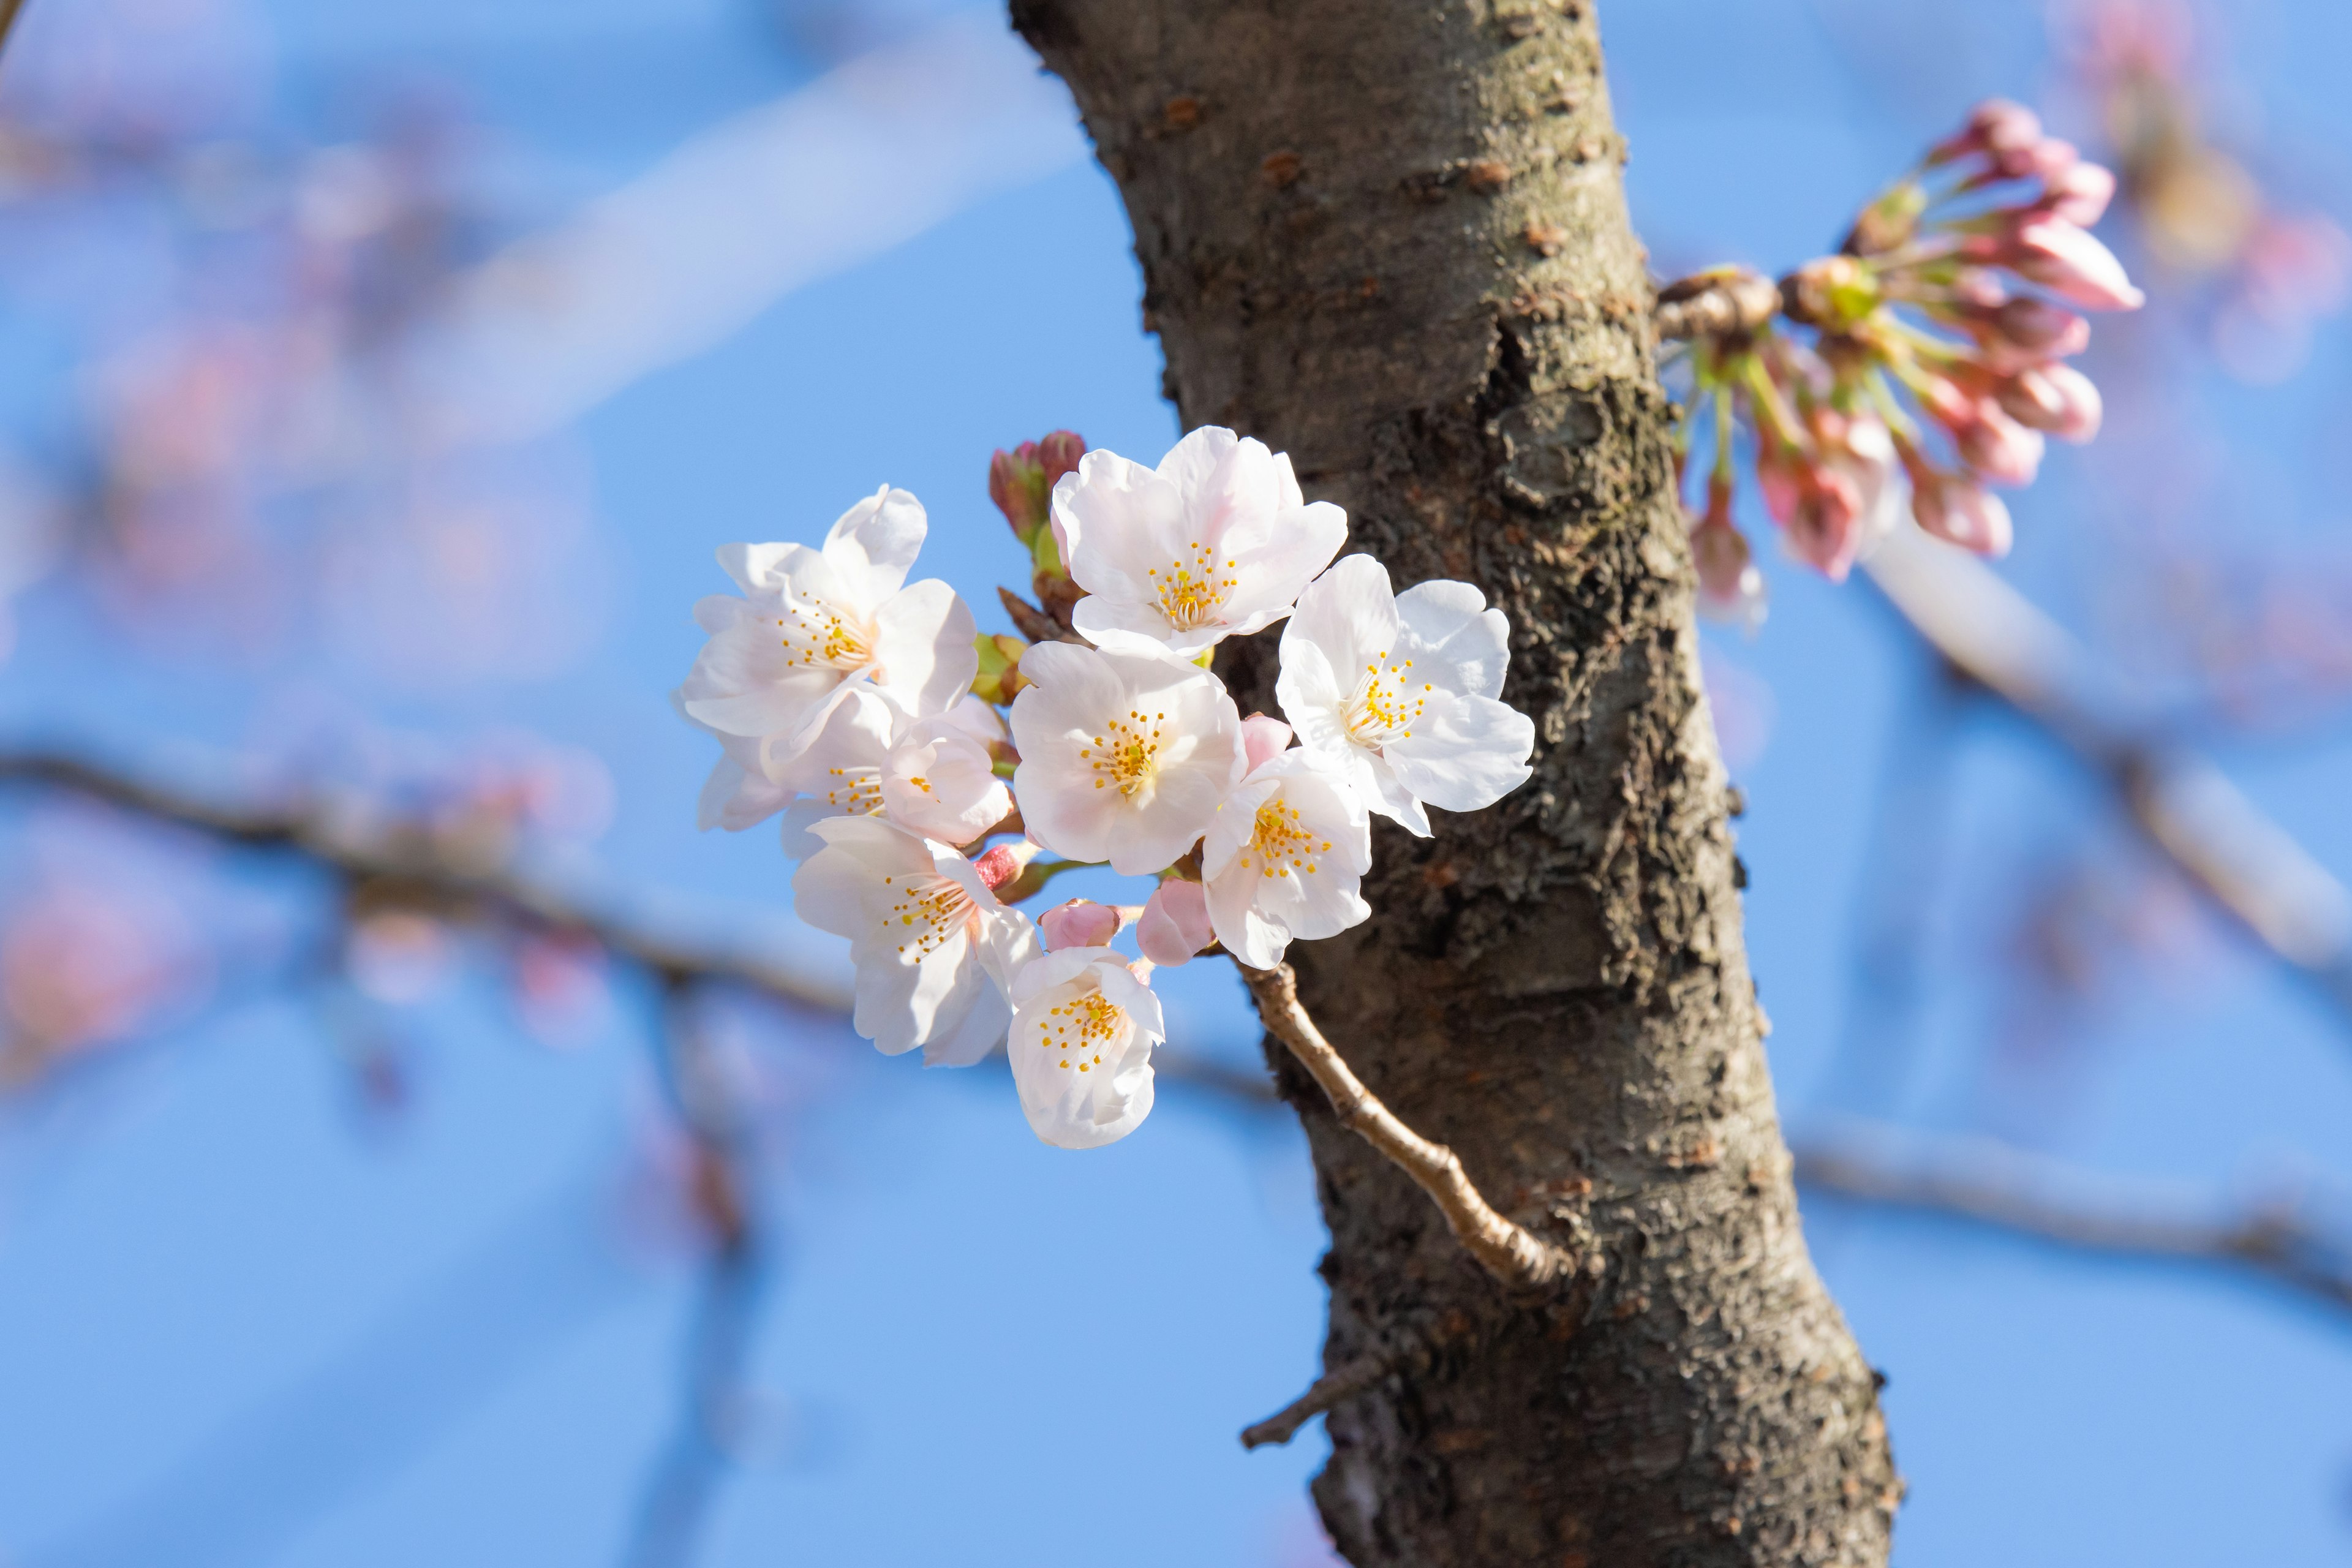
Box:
<box><xmin>675</xmin><ymin>427</ymin><xmax>1534</xmax><ymax>1147</ymax></box>
<box><xmin>1674</xmin><ymin>99</ymin><xmax>2145</xmax><ymax>627</ymax></box>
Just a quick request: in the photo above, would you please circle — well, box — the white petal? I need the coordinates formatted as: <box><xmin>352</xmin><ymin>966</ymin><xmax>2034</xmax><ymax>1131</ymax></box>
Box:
<box><xmin>821</xmin><ymin>485</ymin><xmax>927</xmax><ymax>605</ymax></box>
<box><xmin>1396</xmin><ymin>579</ymin><xmax>1510</xmax><ymax>701</ymax></box>
<box><xmin>1382</xmin><ymin>690</ymin><xmax>1536</xmax><ymax>814</ymax></box>
<box><xmin>869</xmin><ymin>579</ymin><xmax>978</xmax><ymax>718</ymax></box>
<box><xmin>1283</xmin><ymin>554</ymin><xmax>1401</xmax><ymax>684</ymax></box>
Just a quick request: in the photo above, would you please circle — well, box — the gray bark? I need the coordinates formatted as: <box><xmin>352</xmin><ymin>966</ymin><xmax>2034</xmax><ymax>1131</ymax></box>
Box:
<box><xmin>1008</xmin><ymin>3</ymin><xmax>1900</xmax><ymax>1563</ymax></box>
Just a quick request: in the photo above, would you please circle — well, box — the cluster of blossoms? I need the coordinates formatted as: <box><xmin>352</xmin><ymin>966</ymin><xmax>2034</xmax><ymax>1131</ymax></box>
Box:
<box><xmin>1676</xmin><ymin>99</ymin><xmax>2144</xmax><ymax>627</ymax></box>
<box><xmin>676</xmin><ymin>428</ymin><xmax>1534</xmax><ymax>1148</ymax></box>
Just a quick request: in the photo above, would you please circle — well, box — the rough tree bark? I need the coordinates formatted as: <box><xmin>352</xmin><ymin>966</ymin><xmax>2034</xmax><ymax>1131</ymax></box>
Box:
<box><xmin>1009</xmin><ymin>3</ymin><xmax>1899</xmax><ymax>1564</ymax></box>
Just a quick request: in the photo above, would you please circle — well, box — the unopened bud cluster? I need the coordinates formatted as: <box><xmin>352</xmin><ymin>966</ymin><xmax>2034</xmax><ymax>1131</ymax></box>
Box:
<box><xmin>1675</xmin><ymin>99</ymin><xmax>2142</xmax><ymax>627</ymax></box>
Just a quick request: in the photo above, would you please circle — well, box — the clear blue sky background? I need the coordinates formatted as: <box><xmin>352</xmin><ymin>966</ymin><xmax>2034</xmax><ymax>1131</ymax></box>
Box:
<box><xmin>4</xmin><ymin>1</ymin><xmax>2352</xmax><ymax>1564</ymax></box>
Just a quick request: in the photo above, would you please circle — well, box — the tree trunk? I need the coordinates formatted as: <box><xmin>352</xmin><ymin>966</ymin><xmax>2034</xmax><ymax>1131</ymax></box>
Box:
<box><xmin>1008</xmin><ymin>4</ymin><xmax>1900</xmax><ymax>1563</ymax></box>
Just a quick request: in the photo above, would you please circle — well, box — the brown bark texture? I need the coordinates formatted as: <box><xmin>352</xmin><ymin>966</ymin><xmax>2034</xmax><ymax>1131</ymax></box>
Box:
<box><xmin>1008</xmin><ymin>2</ymin><xmax>1900</xmax><ymax>1563</ymax></box>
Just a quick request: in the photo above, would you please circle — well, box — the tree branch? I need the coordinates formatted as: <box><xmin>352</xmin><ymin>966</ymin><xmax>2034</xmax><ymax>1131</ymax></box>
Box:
<box><xmin>0</xmin><ymin>745</ymin><xmax>850</xmax><ymax>1014</ymax></box>
<box><xmin>1794</xmin><ymin>1126</ymin><xmax>2352</xmax><ymax>1319</ymax></box>
<box><xmin>1238</xmin><ymin>960</ymin><xmax>1574</xmax><ymax>1290</ymax></box>
<box><xmin>1858</xmin><ymin>526</ymin><xmax>2352</xmax><ymax>1020</ymax></box>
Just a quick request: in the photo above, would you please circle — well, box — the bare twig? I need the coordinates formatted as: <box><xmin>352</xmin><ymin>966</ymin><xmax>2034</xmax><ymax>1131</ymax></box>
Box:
<box><xmin>1238</xmin><ymin>960</ymin><xmax>1573</xmax><ymax>1288</ymax></box>
<box><xmin>1795</xmin><ymin>1126</ymin><xmax>2352</xmax><ymax>1319</ymax></box>
<box><xmin>1242</xmin><ymin>1343</ymin><xmax>1422</xmax><ymax>1450</ymax></box>
<box><xmin>0</xmin><ymin>0</ymin><xmax>28</xmax><ymax>62</ymax></box>
<box><xmin>1860</xmin><ymin>527</ymin><xmax>2352</xmax><ymax>1020</ymax></box>
<box><xmin>0</xmin><ymin>745</ymin><xmax>850</xmax><ymax>1014</ymax></box>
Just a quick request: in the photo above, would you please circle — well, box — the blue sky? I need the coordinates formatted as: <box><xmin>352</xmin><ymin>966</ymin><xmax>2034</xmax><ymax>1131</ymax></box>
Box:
<box><xmin>4</xmin><ymin>1</ymin><xmax>2351</xmax><ymax>1564</ymax></box>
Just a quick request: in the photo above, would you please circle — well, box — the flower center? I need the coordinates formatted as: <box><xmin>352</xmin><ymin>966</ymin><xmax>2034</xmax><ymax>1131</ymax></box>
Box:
<box><xmin>881</xmin><ymin>873</ymin><xmax>978</xmax><ymax>962</ymax></box>
<box><xmin>776</xmin><ymin>594</ymin><xmax>876</xmax><ymax>673</ymax></box>
<box><xmin>1144</xmin><ymin>541</ymin><xmax>1239</xmax><ymax>631</ymax></box>
<box><xmin>1034</xmin><ymin>988</ymin><xmax>1127</xmax><ymax>1072</ymax></box>
<box><xmin>816</xmin><ymin>764</ymin><xmax>884</xmax><ymax>814</ymax></box>
<box><xmin>1080</xmin><ymin>708</ymin><xmax>1169</xmax><ymax>800</ymax></box>
<box><xmin>1343</xmin><ymin>649</ymin><xmax>1431</xmax><ymax>748</ymax></box>
<box><xmin>1235</xmin><ymin>794</ymin><xmax>1333</xmax><ymax>880</ymax></box>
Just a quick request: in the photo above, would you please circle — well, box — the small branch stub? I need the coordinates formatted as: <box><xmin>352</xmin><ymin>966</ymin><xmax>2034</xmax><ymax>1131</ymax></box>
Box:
<box><xmin>1653</xmin><ymin>266</ymin><xmax>1782</xmax><ymax>342</ymax></box>
<box><xmin>1238</xmin><ymin>960</ymin><xmax>1574</xmax><ymax>1289</ymax></box>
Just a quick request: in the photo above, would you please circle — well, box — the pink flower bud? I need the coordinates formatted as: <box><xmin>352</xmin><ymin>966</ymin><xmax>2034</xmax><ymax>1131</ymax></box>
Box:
<box><xmin>2002</xmin><ymin>217</ymin><xmax>2145</xmax><ymax>311</ymax></box>
<box><xmin>1991</xmin><ymin>296</ymin><xmax>2091</xmax><ymax>357</ymax></box>
<box><xmin>1913</xmin><ymin>475</ymin><xmax>2013</xmax><ymax>556</ymax></box>
<box><xmin>989</xmin><ymin>444</ymin><xmax>1048</xmax><ymax>540</ymax></box>
<box><xmin>1240</xmin><ymin>713</ymin><xmax>1294</xmax><ymax>775</ymax></box>
<box><xmin>1037</xmin><ymin>430</ymin><xmax>1087</xmax><ymax>489</ymax></box>
<box><xmin>973</xmin><ymin>844</ymin><xmax>1025</xmax><ymax>892</ymax></box>
<box><xmin>2039</xmin><ymin>160</ymin><xmax>2116</xmax><ymax>228</ymax></box>
<box><xmin>1950</xmin><ymin>268</ymin><xmax>2009</xmax><ymax>310</ymax></box>
<box><xmin>1039</xmin><ymin>899</ymin><xmax>1121</xmax><ymax>951</ymax></box>
<box><xmin>1955</xmin><ymin>401</ymin><xmax>2045</xmax><ymax>485</ymax></box>
<box><xmin>1691</xmin><ymin>513</ymin><xmax>1766</xmax><ymax>631</ymax></box>
<box><xmin>1784</xmin><ymin>467</ymin><xmax>1866</xmax><ymax>582</ymax></box>
<box><xmin>2034</xmin><ymin>362</ymin><xmax>2103</xmax><ymax>442</ymax></box>
<box><xmin>1136</xmin><ymin>879</ymin><xmax>1215</xmax><ymax>967</ymax></box>
<box><xmin>1754</xmin><ymin>443</ymin><xmax>1804</xmax><ymax>528</ymax></box>
<box><xmin>1929</xmin><ymin>99</ymin><xmax>2042</xmax><ymax>166</ymax></box>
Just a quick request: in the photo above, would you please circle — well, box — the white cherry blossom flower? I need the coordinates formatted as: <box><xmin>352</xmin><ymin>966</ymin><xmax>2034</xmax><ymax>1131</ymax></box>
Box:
<box><xmin>791</xmin><ymin>816</ymin><xmax>1037</xmax><ymax>1067</ymax></box>
<box><xmin>1006</xmin><ymin>947</ymin><xmax>1164</xmax><ymax>1149</ymax></box>
<box><xmin>772</xmin><ymin>692</ymin><xmax>1008</xmax><ymax>858</ymax></box>
<box><xmin>1053</xmin><ymin>425</ymin><xmax>1348</xmax><ymax>658</ymax></box>
<box><xmin>1276</xmin><ymin>554</ymin><xmax>1535</xmax><ymax>835</ymax></box>
<box><xmin>678</xmin><ymin>486</ymin><xmax>976</xmax><ymax>778</ymax></box>
<box><xmin>1008</xmin><ymin>640</ymin><xmax>1244</xmax><ymax>875</ymax></box>
<box><xmin>1200</xmin><ymin>748</ymin><xmax>1372</xmax><ymax>969</ymax></box>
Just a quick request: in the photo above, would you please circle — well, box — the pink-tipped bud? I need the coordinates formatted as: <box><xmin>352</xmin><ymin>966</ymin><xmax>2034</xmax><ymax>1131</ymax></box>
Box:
<box><xmin>989</xmin><ymin>443</ymin><xmax>1049</xmax><ymax>541</ymax></box>
<box><xmin>2039</xmin><ymin>160</ymin><xmax>2116</xmax><ymax>228</ymax></box>
<box><xmin>2002</xmin><ymin>217</ymin><xmax>2145</xmax><ymax>311</ymax></box>
<box><xmin>1039</xmin><ymin>898</ymin><xmax>1121</xmax><ymax>951</ymax></box>
<box><xmin>1785</xmin><ymin>466</ymin><xmax>1866</xmax><ymax>582</ymax></box>
<box><xmin>1991</xmin><ymin>296</ymin><xmax>2091</xmax><ymax>357</ymax></box>
<box><xmin>2031</xmin><ymin>362</ymin><xmax>2103</xmax><ymax>442</ymax></box>
<box><xmin>1037</xmin><ymin>430</ymin><xmax>1086</xmax><ymax>489</ymax></box>
<box><xmin>1955</xmin><ymin>401</ymin><xmax>2045</xmax><ymax>485</ymax></box>
<box><xmin>1754</xmin><ymin>443</ymin><xmax>1805</xmax><ymax>528</ymax></box>
<box><xmin>1136</xmin><ymin>879</ymin><xmax>1214</xmax><ymax>967</ymax></box>
<box><xmin>973</xmin><ymin>844</ymin><xmax>1026</xmax><ymax>892</ymax></box>
<box><xmin>1240</xmin><ymin>713</ymin><xmax>1294</xmax><ymax>775</ymax></box>
<box><xmin>1691</xmin><ymin>506</ymin><xmax>1766</xmax><ymax>631</ymax></box>
<box><xmin>1929</xmin><ymin>99</ymin><xmax>2043</xmax><ymax>166</ymax></box>
<box><xmin>1950</xmin><ymin>268</ymin><xmax>2010</xmax><ymax>310</ymax></box>
<box><xmin>1913</xmin><ymin>475</ymin><xmax>2014</xmax><ymax>556</ymax></box>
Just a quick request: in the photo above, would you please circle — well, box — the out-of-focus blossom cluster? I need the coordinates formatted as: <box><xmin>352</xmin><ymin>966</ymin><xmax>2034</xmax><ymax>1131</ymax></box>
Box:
<box><xmin>676</xmin><ymin>427</ymin><xmax>1537</xmax><ymax>1148</ymax></box>
<box><xmin>0</xmin><ymin>0</ymin><xmax>609</xmax><ymax>683</ymax></box>
<box><xmin>2061</xmin><ymin>0</ymin><xmax>2350</xmax><ymax>383</ymax></box>
<box><xmin>1672</xmin><ymin>100</ymin><xmax>2143</xmax><ymax>627</ymax></box>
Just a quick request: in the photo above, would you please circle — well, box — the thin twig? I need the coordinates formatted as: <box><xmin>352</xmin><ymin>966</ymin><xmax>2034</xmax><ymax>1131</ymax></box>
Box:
<box><xmin>0</xmin><ymin>0</ymin><xmax>28</xmax><ymax>63</ymax></box>
<box><xmin>1794</xmin><ymin>1128</ymin><xmax>2352</xmax><ymax>1319</ymax></box>
<box><xmin>1237</xmin><ymin>960</ymin><xmax>1573</xmax><ymax>1288</ymax></box>
<box><xmin>0</xmin><ymin>745</ymin><xmax>850</xmax><ymax>1014</ymax></box>
<box><xmin>1242</xmin><ymin>1344</ymin><xmax>1421</xmax><ymax>1450</ymax></box>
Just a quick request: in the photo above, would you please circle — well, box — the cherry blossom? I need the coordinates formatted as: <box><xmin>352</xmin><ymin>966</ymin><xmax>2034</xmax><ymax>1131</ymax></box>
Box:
<box><xmin>764</xmin><ymin>691</ymin><xmax>1008</xmax><ymax>858</ymax></box>
<box><xmin>1277</xmin><ymin>554</ymin><xmax>1535</xmax><ymax>835</ymax></box>
<box><xmin>679</xmin><ymin>485</ymin><xmax>976</xmax><ymax>779</ymax></box>
<box><xmin>1052</xmin><ymin>425</ymin><xmax>1347</xmax><ymax>657</ymax></box>
<box><xmin>790</xmin><ymin>815</ymin><xmax>1036</xmax><ymax>1067</ymax></box>
<box><xmin>1200</xmin><ymin>748</ymin><xmax>1372</xmax><ymax>969</ymax></box>
<box><xmin>1008</xmin><ymin>639</ymin><xmax>1245</xmax><ymax>873</ymax></box>
<box><xmin>1006</xmin><ymin>946</ymin><xmax>1164</xmax><ymax>1148</ymax></box>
